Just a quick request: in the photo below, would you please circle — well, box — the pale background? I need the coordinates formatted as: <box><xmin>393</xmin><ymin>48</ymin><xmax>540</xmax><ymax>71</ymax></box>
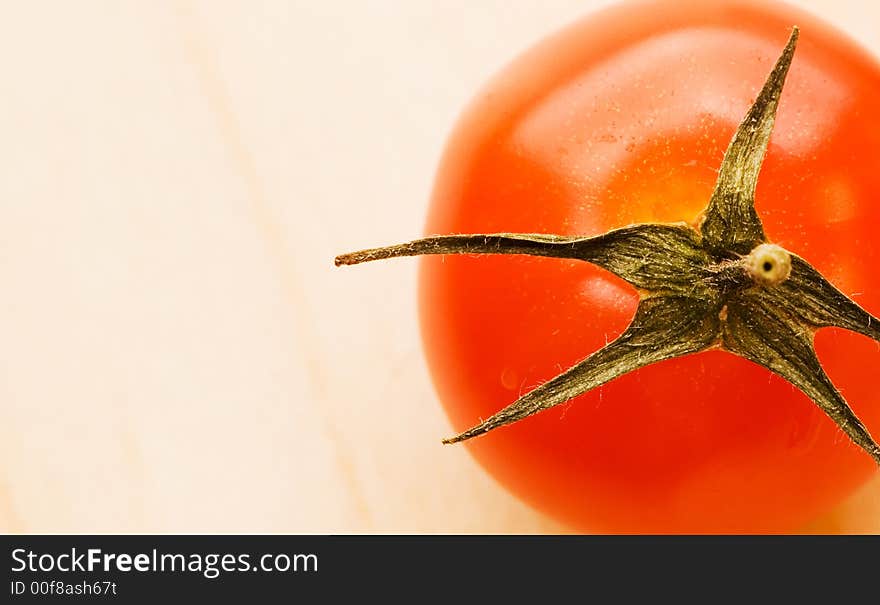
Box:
<box><xmin>1</xmin><ymin>0</ymin><xmax>878</xmax><ymax>533</ymax></box>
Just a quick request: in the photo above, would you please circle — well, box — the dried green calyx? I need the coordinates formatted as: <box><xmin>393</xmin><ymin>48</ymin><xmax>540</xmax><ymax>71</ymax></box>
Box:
<box><xmin>336</xmin><ymin>27</ymin><xmax>880</xmax><ymax>465</ymax></box>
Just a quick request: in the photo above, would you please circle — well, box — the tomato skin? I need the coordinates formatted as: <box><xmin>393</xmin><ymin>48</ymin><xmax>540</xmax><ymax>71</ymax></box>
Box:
<box><xmin>418</xmin><ymin>0</ymin><xmax>880</xmax><ymax>532</ymax></box>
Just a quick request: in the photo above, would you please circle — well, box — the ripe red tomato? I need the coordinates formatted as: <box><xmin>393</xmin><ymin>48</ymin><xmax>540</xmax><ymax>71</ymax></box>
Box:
<box><xmin>418</xmin><ymin>0</ymin><xmax>880</xmax><ymax>533</ymax></box>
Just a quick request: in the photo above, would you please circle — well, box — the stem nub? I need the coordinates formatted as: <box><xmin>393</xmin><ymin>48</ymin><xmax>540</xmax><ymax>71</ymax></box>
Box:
<box><xmin>745</xmin><ymin>243</ymin><xmax>792</xmax><ymax>286</ymax></box>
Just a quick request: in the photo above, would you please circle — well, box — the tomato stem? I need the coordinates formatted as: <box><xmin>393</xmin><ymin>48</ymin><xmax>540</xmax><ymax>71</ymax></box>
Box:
<box><xmin>744</xmin><ymin>243</ymin><xmax>792</xmax><ymax>286</ymax></box>
<box><xmin>336</xmin><ymin>26</ymin><xmax>880</xmax><ymax>465</ymax></box>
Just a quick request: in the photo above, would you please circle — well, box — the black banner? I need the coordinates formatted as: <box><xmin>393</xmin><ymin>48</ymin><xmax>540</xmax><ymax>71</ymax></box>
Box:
<box><xmin>1</xmin><ymin>535</ymin><xmax>875</xmax><ymax>601</ymax></box>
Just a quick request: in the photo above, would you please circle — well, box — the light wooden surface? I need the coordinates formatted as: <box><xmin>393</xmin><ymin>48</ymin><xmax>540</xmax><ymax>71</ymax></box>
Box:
<box><xmin>0</xmin><ymin>0</ymin><xmax>877</xmax><ymax>533</ymax></box>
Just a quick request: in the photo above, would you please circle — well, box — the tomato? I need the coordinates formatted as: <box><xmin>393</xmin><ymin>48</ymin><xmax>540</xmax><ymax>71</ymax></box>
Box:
<box><xmin>418</xmin><ymin>0</ymin><xmax>880</xmax><ymax>533</ymax></box>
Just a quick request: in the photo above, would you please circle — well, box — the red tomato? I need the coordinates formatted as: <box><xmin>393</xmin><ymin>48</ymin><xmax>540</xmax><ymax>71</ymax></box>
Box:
<box><xmin>418</xmin><ymin>0</ymin><xmax>880</xmax><ymax>533</ymax></box>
